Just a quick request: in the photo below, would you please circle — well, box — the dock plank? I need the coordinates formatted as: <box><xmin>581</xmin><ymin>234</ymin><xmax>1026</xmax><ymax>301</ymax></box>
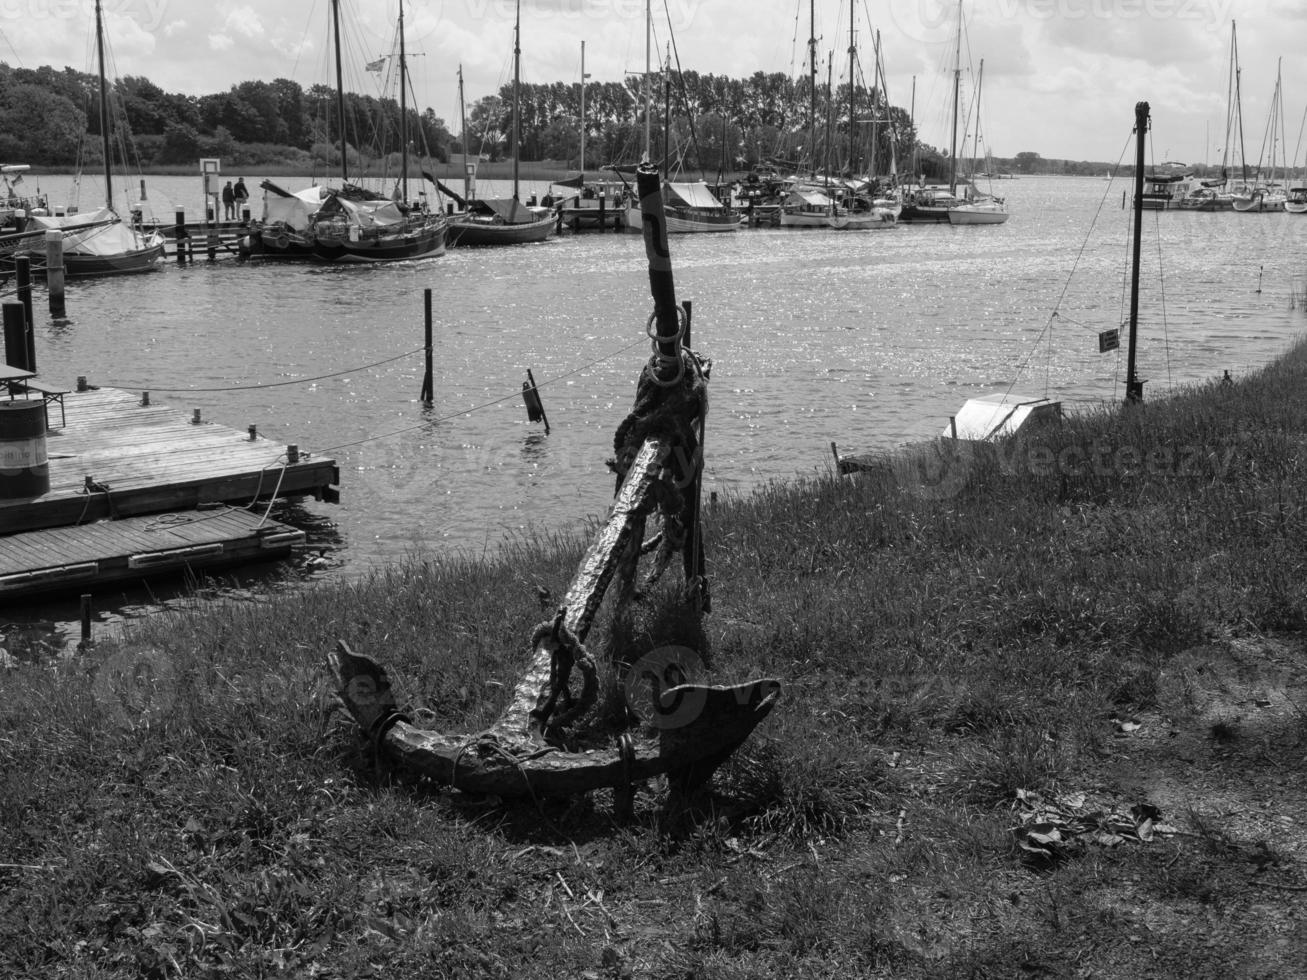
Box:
<box><xmin>0</xmin><ymin>507</ymin><xmax>306</xmax><ymax>599</ymax></box>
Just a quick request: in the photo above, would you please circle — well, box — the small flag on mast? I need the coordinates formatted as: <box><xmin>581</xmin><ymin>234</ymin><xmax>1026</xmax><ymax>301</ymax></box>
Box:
<box><xmin>365</xmin><ymin>58</ymin><xmax>386</xmax><ymax>73</ymax></box>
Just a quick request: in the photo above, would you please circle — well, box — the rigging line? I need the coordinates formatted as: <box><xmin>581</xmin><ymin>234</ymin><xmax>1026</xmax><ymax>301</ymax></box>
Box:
<box><xmin>104</xmin><ymin>347</ymin><xmax>428</xmax><ymax>393</ymax></box>
<box><xmin>315</xmin><ymin>337</ymin><xmax>648</xmax><ymax>455</ymax></box>
<box><xmin>1153</xmin><ymin>207</ymin><xmax>1173</xmax><ymax>392</ymax></box>
<box><xmin>1002</xmin><ymin>128</ymin><xmax>1137</xmax><ymax>402</ymax></box>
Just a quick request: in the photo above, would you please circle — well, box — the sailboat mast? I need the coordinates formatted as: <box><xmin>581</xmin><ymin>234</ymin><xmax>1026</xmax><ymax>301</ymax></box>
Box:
<box><xmin>580</xmin><ymin>40</ymin><xmax>587</xmax><ymax>179</ymax></box>
<box><xmin>399</xmin><ymin>1</ymin><xmax>408</xmax><ymax>202</ymax></box>
<box><xmin>948</xmin><ymin>0</ymin><xmax>961</xmax><ymax>193</ymax></box>
<box><xmin>970</xmin><ymin>59</ymin><xmax>984</xmax><ymax>176</ymax></box>
<box><xmin>1234</xmin><ymin>21</ymin><xmax>1248</xmax><ymax>184</ymax></box>
<box><xmin>457</xmin><ymin>63</ymin><xmax>467</xmax><ymax>197</ymax></box>
<box><xmin>332</xmin><ymin>0</ymin><xmax>348</xmax><ymax>184</ymax></box>
<box><xmin>643</xmin><ymin>0</ymin><xmax>652</xmax><ymax>163</ymax></box>
<box><xmin>94</xmin><ymin>0</ymin><xmax>112</xmax><ymax>209</ymax></box>
<box><xmin>512</xmin><ymin>0</ymin><xmax>521</xmax><ymax>199</ymax></box>
<box><xmin>847</xmin><ymin>1</ymin><xmax>856</xmax><ymax>176</ymax></box>
<box><xmin>662</xmin><ymin>45</ymin><xmax>671</xmax><ymax>177</ymax></box>
<box><xmin>808</xmin><ymin>0</ymin><xmax>817</xmax><ymax>178</ymax></box>
<box><xmin>1126</xmin><ymin>101</ymin><xmax>1149</xmax><ymax>405</ymax></box>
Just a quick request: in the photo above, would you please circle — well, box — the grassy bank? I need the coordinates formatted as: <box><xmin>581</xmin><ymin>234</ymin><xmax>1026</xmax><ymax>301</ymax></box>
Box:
<box><xmin>4</xmin><ymin>341</ymin><xmax>1307</xmax><ymax>978</ymax></box>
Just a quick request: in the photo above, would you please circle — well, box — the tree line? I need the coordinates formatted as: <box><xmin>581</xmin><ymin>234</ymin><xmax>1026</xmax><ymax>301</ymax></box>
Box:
<box><xmin>0</xmin><ymin>61</ymin><xmax>1120</xmax><ymax>179</ymax></box>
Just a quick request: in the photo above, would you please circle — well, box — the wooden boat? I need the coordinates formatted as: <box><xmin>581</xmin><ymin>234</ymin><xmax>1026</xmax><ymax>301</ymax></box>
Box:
<box><xmin>622</xmin><ymin>180</ymin><xmax>740</xmax><ymax>233</ymax></box>
<box><xmin>244</xmin><ymin>11</ymin><xmax>453</xmax><ymax>270</ymax></box>
<box><xmin>242</xmin><ymin>182</ymin><xmax>323</xmax><ymax>260</ymax></box>
<box><xmin>448</xmin><ymin>0</ymin><xmax>554</xmax><ymax>247</ymax></box>
<box><xmin>618</xmin><ymin>2</ymin><xmax>740</xmax><ymax>235</ymax></box>
<box><xmin>448</xmin><ymin>197</ymin><xmax>556</xmax><ymax>246</ymax></box>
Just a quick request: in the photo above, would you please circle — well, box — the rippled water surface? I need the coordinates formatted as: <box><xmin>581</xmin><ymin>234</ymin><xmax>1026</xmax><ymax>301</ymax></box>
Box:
<box><xmin>6</xmin><ymin>173</ymin><xmax>1307</xmax><ymax>646</ymax></box>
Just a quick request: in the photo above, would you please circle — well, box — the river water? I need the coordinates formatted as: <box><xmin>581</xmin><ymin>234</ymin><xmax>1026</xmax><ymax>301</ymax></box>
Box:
<box><xmin>5</xmin><ymin>172</ymin><xmax>1306</xmax><ymax>650</ymax></box>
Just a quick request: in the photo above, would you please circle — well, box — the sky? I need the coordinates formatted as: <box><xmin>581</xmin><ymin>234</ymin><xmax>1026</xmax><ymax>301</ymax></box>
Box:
<box><xmin>3</xmin><ymin>0</ymin><xmax>1306</xmax><ymax>166</ymax></box>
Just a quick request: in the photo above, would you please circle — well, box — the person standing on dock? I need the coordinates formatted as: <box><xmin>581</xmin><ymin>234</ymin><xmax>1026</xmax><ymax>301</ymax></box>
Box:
<box><xmin>222</xmin><ymin>180</ymin><xmax>235</xmax><ymax>220</ymax></box>
<box><xmin>233</xmin><ymin>178</ymin><xmax>249</xmax><ymax>220</ymax></box>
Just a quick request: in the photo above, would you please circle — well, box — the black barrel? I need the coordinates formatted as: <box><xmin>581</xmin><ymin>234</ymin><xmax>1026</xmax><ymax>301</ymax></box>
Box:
<box><xmin>0</xmin><ymin>400</ymin><xmax>50</xmax><ymax>498</ymax></box>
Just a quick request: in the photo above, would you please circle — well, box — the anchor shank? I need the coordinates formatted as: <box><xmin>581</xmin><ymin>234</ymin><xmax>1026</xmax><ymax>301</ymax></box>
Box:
<box><xmin>493</xmin><ymin>436</ymin><xmax>670</xmax><ymax>736</ymax></box>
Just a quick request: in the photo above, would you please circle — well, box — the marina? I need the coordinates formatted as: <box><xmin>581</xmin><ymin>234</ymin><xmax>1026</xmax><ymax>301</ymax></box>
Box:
<box><xmin>2</xmin><ymin>172</ymin><xmax>1307</xmax><ymax>648</ymax></box>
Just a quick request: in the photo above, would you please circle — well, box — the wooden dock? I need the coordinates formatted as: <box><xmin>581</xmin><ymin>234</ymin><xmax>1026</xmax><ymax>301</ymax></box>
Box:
<box><xmin>0</xmin><ymin>385</ymin><xmax>337</xmax><ymax>598</ymax></box>
<box><xmin>0</xmin><ymin>506</ymin><xmax>305</xmax><ymax>598</ymax></box>
<box><xmin>0</xmin><ymin>385</ymin><xmax>338</xmax><ymax>536</ymax></box>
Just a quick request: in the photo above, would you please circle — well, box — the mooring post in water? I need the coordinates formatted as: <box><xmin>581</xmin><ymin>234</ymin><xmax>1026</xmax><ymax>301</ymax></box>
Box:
<box><xmin>79</xmin><ymin>594</ymin><xmax>93</xmax><ymax>651</ymax></box>
<box><xmin>1126</xmin><ymin>101</ymin><xmax>1148</xmax><ymax>405</ymax></box>
<box><xmin>174</xmin><ymin>208</ymin><xmax>186</xmax><ymax>266</ymax></box>
<box><xmin>45</xmin><ymin>231</ymin><xmax>66</xmax><ymax>319</ymax></box>
<box><xmin>420</xmin><ymin>288</ymin><xmax>434</xmax><ymax>403</ymax></box>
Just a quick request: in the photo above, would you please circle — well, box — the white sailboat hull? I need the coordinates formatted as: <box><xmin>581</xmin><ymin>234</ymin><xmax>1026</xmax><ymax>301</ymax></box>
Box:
<box><xmin>948</xmin><ymin>203</ymin><xmax>1009</xmax><ymax>225</ymax></box>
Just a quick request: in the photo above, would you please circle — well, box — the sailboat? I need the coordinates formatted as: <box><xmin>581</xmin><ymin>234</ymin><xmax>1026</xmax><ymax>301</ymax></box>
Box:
<box><xmin>448</xmin><ymin>0</ymin><xmax>556</xmax><ymax>246</ymax></box>
<box><xmin>304</xmin><ymin>1</ymin><xmax>446</xmax><ymax>262</ymax></box>
<box><xmin>620</xmin><ymin>1</ymin><xmax>739</xmax><ymax>234</ymax></box>
<box><xmin>245</xmin><ymin>1</ymin><xmax>445</xmax><ymax>262</ymax></box>
<box><xmin>781</xmin><ymin>5</ymin><xmax>897</xmax><ymax>230</ymax></box>
<box><xmin>948</xmin><ymin>58</ymin><xmax>1008</xmax><ymax>225</ymax></box>
<box><xmin>19</xmin><ymin>0</ymin><xmax>164</xmax><ymax>276</ymax></box>
<box><xmin>1232</xmin><ymin>58</ymin><xmax>1288</xmax><ymax>213</ymax></box>
<box><xmin>1177</xmin><ymin>21</ymin><xmax>1243</xmax><ymax>211</ymax></box>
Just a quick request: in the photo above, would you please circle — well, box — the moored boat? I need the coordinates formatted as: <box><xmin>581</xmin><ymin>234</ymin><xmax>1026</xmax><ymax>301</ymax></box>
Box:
<box><xmin>1284</xmin><ymin>186</ymin><xmax>1307</xmax><ymax>213</ymax></box>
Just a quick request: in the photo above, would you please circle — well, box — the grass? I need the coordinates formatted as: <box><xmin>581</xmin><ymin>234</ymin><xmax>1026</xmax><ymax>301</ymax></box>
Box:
<box><xmin>6</xmin><ymin>342</ymin><xmax>1307</xmax><ymax>976</ymax></box>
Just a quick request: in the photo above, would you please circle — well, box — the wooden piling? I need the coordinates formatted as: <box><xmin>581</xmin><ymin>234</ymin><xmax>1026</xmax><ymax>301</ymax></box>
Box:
<box><xmin>79</xmin><ymin>594</ymin><xmax>93</xmax><ymax>650</ymax></box>
<box><xmin>15</xmin><ymin>256</ymin><xmax>33</xmax><ymax>340</ymax></box>
<box><xmin>599</xmin><ymin>195</ymin><xmax>607</xmax><ymax>232</ymax></box>
<box><xmin>420</xmin><ymin>288</ymin><xmax>434</xmax><ymax>403</ymax></box>
<box><xmin>2</xmin><ymin>303</ymin><xmax>30</xmax><ymax>371</ymax></box>
<box><xmin>45</xmin><ymin>231</ymin><xmax>66</xmax><ymax>319</ymax></box>
<box><xmin>174</xmin><ymin>209</ymin><xmax>186</xmax><ymax>266</ymax></box>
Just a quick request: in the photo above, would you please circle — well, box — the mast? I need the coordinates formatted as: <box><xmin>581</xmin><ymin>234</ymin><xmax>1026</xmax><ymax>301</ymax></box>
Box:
<box><xmin>458</xmin><ymin>64</ymin><xmax>468</xmax><ymax>200</ymax></box>
<box><xmin>662</xmin><ymin>45</ymin><xmax>671</xmax><ymax>177</ymax></box>
<box><xmin>643</xmin><ymin>0</ymin><xmax>652</xmax><ymax>162</ymax></box>
<box><xmin>1126</xmin><ymin>101</ymin><xmax>1149</xmax><ymax>405</ymax></box>
<box><xmin>1234</xmin><ymin>21</ymin><xmax>1248</xmax><ymax>185</ymax></box>
<box><xmin>580</xmin><ymin>40</ymin><xmax>588</xmax><ymax>179</ymax></box>
<box><xmin>512</xmin><ymin>0</ymin><xmax>521</xmax><ymax>199</ymax></box>
<box><xmin>399</xmin><ymin>1</ymin><xmax>408</xmax><ymax>202</ymax></box>
<box><xmin>332</xmin><ymin>0</ymin><xmax>348</xmax><ymax>184</ymax></box>
<box><xmin>808</xmin><ymin>0</ymin><xmax>817</xmax><ymax>178</ymax></box>
<box><xmin>94</xmin><ymin>0</ymin><xmax>112</xmax><ymax>209</ymax></box>
<box><xmin>848</xmin><ymin>0</ymin><xmax>856</xmax><ymax>177</ymax></box>
<box><xmin>948</xmin><ymin>0</ymin><xmax>961</xmax><ymax>193</ymax></box>
<box><xmin>970</xmin><ymin>59</ymin><xmax>984</xmax><ymax>178</ymax></box>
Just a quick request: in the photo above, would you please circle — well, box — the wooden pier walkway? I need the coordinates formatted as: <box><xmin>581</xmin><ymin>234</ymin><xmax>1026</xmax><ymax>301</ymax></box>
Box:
<box><xmin>0</xmin><ymin>506</ymin><xmax>304</xmax><ymax>598</ymax></box>
<box><xmin>0</xmin><ymin>385</ymin><xmax>337</xmax><ymax>598</ymax></box>
<box><xmin>0</xmin><ymin>385</ymin><xmax>339</xmax><ymax>536</ymax></box>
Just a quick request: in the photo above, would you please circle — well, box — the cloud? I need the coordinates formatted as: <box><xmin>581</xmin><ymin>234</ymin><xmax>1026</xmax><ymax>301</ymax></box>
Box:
<box><xmin>209</xmin><ymin>34</ymin><xmax>235</xmax><ymax>53</ymax></box>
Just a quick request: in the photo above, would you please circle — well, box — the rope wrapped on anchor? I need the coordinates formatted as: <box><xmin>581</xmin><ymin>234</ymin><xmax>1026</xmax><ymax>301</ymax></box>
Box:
<box><xmin>528</xmin><ymin>606</ymin><xmax>598</xmax><ymax>735</ymax></box>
